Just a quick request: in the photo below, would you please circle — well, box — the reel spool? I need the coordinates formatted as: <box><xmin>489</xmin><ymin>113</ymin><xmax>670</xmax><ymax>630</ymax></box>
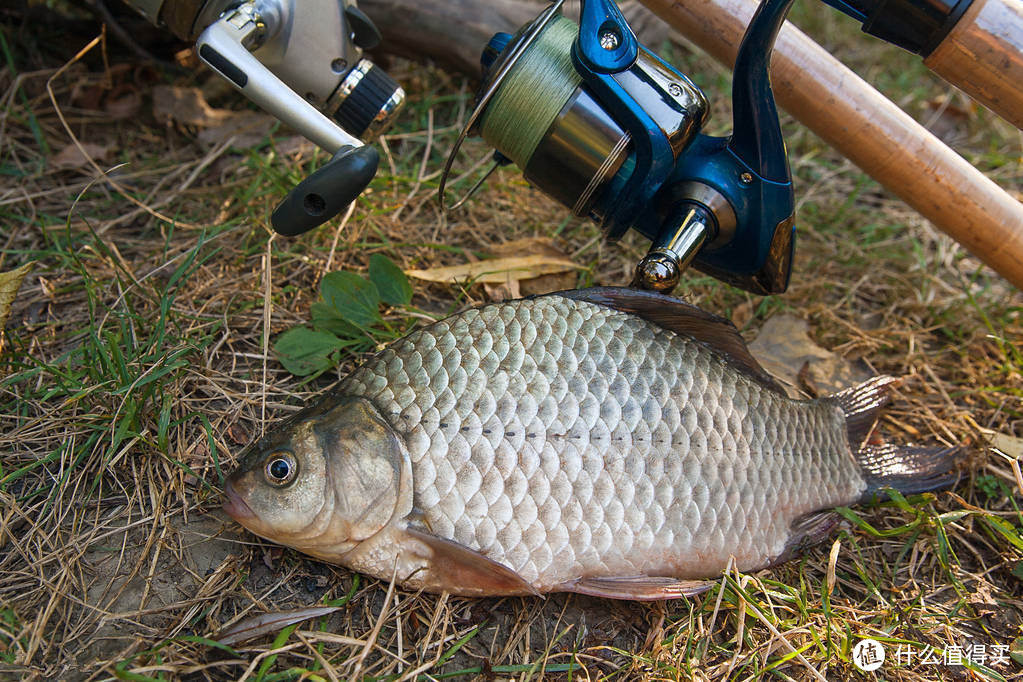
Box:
<box><xmin>477</xmin><ymin>14</ymin><xmax>708</xmax><ymax>222</ymax></box>
<box><xmin>440</xmin><ymin>0</ymin><xmax>798</xmax><ymax>295</ymax></box>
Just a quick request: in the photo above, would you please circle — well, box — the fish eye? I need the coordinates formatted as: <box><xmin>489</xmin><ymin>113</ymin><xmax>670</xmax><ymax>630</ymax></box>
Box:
<box><xmin>263</xmin><ymin>451</ymin><xmax>298</xmax><ymax>487</ymax></box>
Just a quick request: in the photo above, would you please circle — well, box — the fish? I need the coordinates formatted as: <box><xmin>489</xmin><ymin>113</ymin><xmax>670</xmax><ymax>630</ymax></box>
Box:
<box><xmin>222</xmin><ymin>287</ymin><xmax>959</xmax><ymax>600</ymax></box>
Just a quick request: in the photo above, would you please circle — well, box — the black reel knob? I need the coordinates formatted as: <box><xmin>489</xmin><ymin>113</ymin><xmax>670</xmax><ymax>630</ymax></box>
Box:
<box><xmin>333</xmin><ymin>61</ymin><xmax>405</xmax><ymax>141</ymax></box>
<box><xmin>271</xmin><ymin>145</ymin><xmax>380</xmax><ymax>236</ymax></box>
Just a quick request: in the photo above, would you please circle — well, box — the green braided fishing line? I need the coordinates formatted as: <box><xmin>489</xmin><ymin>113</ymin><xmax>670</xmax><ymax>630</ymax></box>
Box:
<box><xmin>479</xmin><ymin>16</ymin><xmax>582</xmax><ymax>168</ymax></box>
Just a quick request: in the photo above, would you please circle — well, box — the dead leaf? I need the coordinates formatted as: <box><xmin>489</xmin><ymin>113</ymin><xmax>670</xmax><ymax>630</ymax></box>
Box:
<box><xmin>152</xmin><ymin>85</ymin><xmax>272</xmax><ymax>148</ymax></box>
<box><xmin>197</xmin><ymin>111</ymin><xmax>274</xmax><ymax>149</ymax></box>
<box><xmin>925</xmin><ymin>95</ymin><xmax>972</xmax><ymax>144</ymax></box>
<box><xmin>980</xmin><ymin>428</ymin><xmax>1023</xmax><ymax>459</ymax></box>
<box><xmin>275</xmin><ymin>135</ymin><xmax>317</xmax><ymax>159</ymax></box>
<box><xmin>406</xmin><ymin>255</ymin><xmax>583</xmax><ymax>285</ymax></box>
<box><xmin>227</xmin><ymin>423</ymin><xmax>250</xmax><ymax>446</ymax></box>
<box><xmin>967</xmin><ymin>578</ymin><xmax>1000</xmax><ymax>615</ymax></box>
<box><xmin>71</xmin><ymin>82</ymin><xmax>106</xmax><ymax>111</ymax></box>
<box><xmin>0</xmin><ymin>262</ymin><xmax>33</xmax><ymax>331</ymax></box>
<box><xmin>200</xmin><ymin>73</ymin><xmax>237</xmax><ymax>106</ymax></box>
<box><xmin>104</xmin><ymin>84</ymin><xmax>142</xmax><ymax>120</ymax></box>
<box><xmin>488</xmin><ymin>238</ymin><xmax>579</xmax><ymax>296</ymax></box>
<box><xmin>217</xmin><ymin>607</ymin><xmax>341</xmax><ymax>647</ymax></box>
<box><xmin>174</xmin><ymin>47</ymin><xmax>199</xmax><ymax>69</ymax></box>
<box><xmin>748</xmin><ymin>314</ymin><xmax>871</xmax><ymax>398</ymax></box>
<box><xmin>50</xmin><ymin>143</ymin><xmax>113</xmax><ymax>171</ymax></box>
<box><xmin>484</xmin><ymin>281</ymin><xmax>520</xmax><ymax>301</ymax></box>
<box><xmin>730</xmin><ymin>300</ymin><xmax>754</xmax><ymax>330</ymax></box>
<box><xmin>152</xmin><ymin>85</ymin><xmax>234</xmax><ymax>127</ymax></box>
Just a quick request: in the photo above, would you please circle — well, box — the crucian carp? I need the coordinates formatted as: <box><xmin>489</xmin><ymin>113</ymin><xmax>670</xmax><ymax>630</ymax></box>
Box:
<box><xmin>223</xmin><ymin>288</ymin><xmax>959</xmax><ymax>600</ymax></box>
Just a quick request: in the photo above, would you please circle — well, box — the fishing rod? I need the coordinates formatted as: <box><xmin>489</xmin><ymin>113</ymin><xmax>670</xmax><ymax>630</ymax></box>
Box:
<box><xmin>118</xmin><ymin>0</ymin><xmax>1022</xmax><ymax>292</ymax></box>
<box><xmin>436</xmin><ymin>0</ymin><xmax>1023</xmax><ymax>294</ymax></box>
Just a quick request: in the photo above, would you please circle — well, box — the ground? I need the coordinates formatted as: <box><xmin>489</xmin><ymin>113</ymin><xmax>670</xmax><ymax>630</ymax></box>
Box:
<box><xmin>0</xmin><ymin>2</ymin><xmax>1021</xmax><ymax>681</ymax></box>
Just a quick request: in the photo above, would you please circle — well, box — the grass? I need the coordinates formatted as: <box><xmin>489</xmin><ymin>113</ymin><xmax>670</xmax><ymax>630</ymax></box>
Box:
<box><xmin>0</xmin><ymin>2</ymin><xmax>1021</xmax><ymax>680</ymax></box>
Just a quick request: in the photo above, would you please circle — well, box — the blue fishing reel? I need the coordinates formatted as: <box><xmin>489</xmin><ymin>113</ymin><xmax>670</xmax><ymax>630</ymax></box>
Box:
<box><xmin>439</xmin><ymin>0</ymin><xmax>796</xmax><ymax>295</ymax></box>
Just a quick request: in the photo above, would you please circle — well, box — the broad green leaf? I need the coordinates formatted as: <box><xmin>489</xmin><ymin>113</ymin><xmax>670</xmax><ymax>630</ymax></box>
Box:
<box><xmin>310</xmin><ymin>302</ymin><xmax>361</xmax><ymax>338</ymax></box>
<box><xmin>1012</xmin><ymin>636</ymin><xmax>1023</xmax><ymax>665</ymax></box>
<box><xmin>320</xmin><ymin>271</ymin><xmax>380</xmax><ymax>328</ymax></box>
<box><xmin>273</xmin><ymin>327</ymin><xmax>344</xmax><ymax>376</ymax></box>
<box><xmin>369</xmin><ymin>254</ymin><xmax>412</xmax><ymax>306</ymax></box>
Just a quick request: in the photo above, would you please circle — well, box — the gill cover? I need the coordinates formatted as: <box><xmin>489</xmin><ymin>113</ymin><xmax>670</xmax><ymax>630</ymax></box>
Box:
<box><xmin>312</xmin><ymin>396</ymin><xmax>412</xmax><ymax>543</ymax></box>
<box><xmin>225</xmin><ymin>396</ymin><xmax>412</xmax><ymax>560</ymax></box>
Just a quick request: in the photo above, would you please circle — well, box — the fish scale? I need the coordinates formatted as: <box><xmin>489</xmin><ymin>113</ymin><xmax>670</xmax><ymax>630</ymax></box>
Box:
<box><xmin>340</xmin><ymin>295</ymin><xmax>861</xmax><ymax>587</ymax></box>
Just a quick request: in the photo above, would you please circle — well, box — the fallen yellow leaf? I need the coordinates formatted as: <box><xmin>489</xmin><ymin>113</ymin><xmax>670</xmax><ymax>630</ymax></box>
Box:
<box><xmin>981</xmin><ymin>428</ymin><xmax>1023</xmax><ymax>460</ymax></box>
<box><xmin>50</xmin><ymin>143</ymin><xmax>113</xmax><ymax>171</ymax></box>
<box><xmin>0</xmin><ymin>262</ymin><xmax>33</xmax><ymax>331</ymax></box>
<box><xmin>406</xmin><ymin>256</ymin><xmax>583</xmax><ymax>284</ymax></box>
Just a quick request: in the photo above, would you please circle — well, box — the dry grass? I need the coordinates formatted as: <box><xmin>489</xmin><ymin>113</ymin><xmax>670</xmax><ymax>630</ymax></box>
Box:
<box><xmin>1</xmin><ymin>4</ymin><xmax>1022</xmax><ymax>681</ymax></box>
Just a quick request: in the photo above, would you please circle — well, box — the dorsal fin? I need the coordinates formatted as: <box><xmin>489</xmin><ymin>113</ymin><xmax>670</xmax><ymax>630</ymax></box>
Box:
<box><xmin>554</xmin><ymin>287</ymin><xmax>784</xmax><ymax>391</ymax></box>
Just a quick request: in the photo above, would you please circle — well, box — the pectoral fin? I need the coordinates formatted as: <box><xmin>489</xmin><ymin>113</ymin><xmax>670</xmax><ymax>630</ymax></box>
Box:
<box><xmin>555</xmin><ymin>575</ymin><xmax>715</xmax><ymax>601</ymax></box>
<box><xmin>405</xmin><ymin>527</ymin><xmax>541</xmax><ymax>597</ymax></box>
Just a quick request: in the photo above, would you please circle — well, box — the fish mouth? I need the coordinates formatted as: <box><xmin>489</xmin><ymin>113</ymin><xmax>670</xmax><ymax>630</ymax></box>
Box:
<box><xmin>222</xmin><ymin>481</ymin><xmax>256</xmax><ymax>523</ymax></box>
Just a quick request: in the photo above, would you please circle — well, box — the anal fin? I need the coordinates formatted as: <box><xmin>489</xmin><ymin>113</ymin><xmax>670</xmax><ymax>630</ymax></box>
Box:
<box><xmin>405</xmin><ymin>527</ymin><xmax>541</xmax><ymax>597</ymax></box>
<box><xmin>555</xmin><ymin>575</ymin><xmax>714</xmax><ymax>601</ymax></box>
<box><xmin>769</xmin><ymin>511</ymin><xmax>842</xmax><ymax>568</ymax></box>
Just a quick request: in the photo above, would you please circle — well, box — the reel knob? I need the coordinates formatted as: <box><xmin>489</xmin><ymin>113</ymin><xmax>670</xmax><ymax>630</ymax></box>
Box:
<box><xmin>635</xmin><ymin>253</ymin><xmax>681</xmax><ymax>292</ymax></box>
<box><xmin>333</xmin><ymin>60</ymin><xmax>406</xmax><ymax>141</ymax></box>
<box><xmin>271</xmin><ymin>145</ymin><xmax>380</xmax><ymax>236</ymax></box>
<box><xmin>635</xmin><ymin>203</ymin><xmax>713</xmax><ymax>291</ymax></box>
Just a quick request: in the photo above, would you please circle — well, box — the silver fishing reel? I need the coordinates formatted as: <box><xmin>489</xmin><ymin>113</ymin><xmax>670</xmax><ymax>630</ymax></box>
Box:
<box><xmin>124</xmin><ymin>0</ymin><xmax>406</xmax><ymax>235</ymax></box>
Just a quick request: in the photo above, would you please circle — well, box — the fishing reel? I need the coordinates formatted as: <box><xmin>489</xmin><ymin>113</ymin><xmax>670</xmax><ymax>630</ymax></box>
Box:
<box><xmin>440</xmin><ymin>0</ymin><xmax>796</xmax><ymax>295</ymax></box>
<box><xmin>124</xmin><ymin>0</ymin><xmax>405</xmax><ymax>236</ymax></box>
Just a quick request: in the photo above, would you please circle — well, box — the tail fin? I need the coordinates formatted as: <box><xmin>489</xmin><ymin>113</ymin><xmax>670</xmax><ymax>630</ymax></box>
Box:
<box><xmin>856</xmin><ymin>443</ymin><xmax>961</xmax><ymax>500</ymax></box>
<box><xmin>833</xmin><ymin>376</ymin><xmax>961</xmax><ymax>500</ymax></box>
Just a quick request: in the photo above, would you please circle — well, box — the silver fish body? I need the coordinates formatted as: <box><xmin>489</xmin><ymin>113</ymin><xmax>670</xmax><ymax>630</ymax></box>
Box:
<box><xmin>224</xmin><ymin>288</ymin><xmax>957</xmax><ymax>599</ymax></box>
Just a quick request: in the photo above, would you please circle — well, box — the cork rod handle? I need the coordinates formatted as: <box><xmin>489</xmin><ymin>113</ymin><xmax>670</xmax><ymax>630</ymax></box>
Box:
<box><xmin>640</xmin><ymin>0</ymin><xmax>1023</xmax><ymax>289</ymax></box>
<box><xmin>925</xmin><ymin>0</ymin><xmax>1023</xmax><ymax>129</ymax></box>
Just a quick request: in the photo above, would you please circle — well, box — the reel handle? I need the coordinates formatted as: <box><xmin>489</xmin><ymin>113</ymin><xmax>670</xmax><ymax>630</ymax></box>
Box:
<box><xmin>193</xmin><ymin>0</ymin><xmax>404</xmax><ymax>236</ymax></box>
<box><xmin>271</xmin><ymin>145</ymin><xmax>380</xmax><ymax>236</ymax></box>
<box><xmin>196</xmin><ymin>3</ymin><xmax>363</xmax><ymax>153</ymax></box>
